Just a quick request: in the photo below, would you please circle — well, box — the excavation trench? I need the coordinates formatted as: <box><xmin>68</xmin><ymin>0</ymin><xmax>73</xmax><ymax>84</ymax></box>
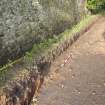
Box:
<box><xmin>0</xmin><ymin>16</ymin><xmax>99</xmax><ymax>105</ymax></box>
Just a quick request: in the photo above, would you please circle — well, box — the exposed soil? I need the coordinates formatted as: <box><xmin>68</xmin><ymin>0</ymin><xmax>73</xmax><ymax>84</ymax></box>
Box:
<box><xmin>35</xmin><ymin>17</ymin><xmax>105</xmax><ymax>105</ymax></box>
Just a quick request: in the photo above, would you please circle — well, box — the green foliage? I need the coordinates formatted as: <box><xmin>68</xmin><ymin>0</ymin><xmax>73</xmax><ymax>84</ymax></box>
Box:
<box><xmin>87</xmin><ymin>0</ymin><xmax>105</xmax><ymax>13</ymax></box>
<box><xmin>25</xmin><ymin>15</ymin><xmax>95</xmax><ymax>59</ymax></box>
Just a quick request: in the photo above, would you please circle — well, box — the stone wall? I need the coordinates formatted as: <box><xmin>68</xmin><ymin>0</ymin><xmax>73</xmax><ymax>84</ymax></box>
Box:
<box><xmin>0</xmin><ymin>0</ymin><xmax>82</xmax><ymax>65</ymax></box>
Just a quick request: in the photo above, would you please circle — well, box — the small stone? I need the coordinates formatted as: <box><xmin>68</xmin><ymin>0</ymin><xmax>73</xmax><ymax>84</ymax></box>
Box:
<box><xmin>32</xmin><ymin>98</ymin><xmax>38</xmax><ymax>103</ymax></box>
<box><xmin>73</xmin><ymin>88</ymin><xmax>81</xmax><ymax>94</ymax></box>
<box><xmin>71</xmin><ymin>74</ymin><xmax>75</xmax><ymax>78</ymax></box>
<box><xmin>103</xmin><ymin>83</ymin><xmax>105</xmax><ymax>86</ymax></box>
<box><xmin>92</xmin><ymin>91</ymin><xmax>96</xmax><ymax>95</ymax></box>
<box><xmin>61</xmin><ymin>84</ymin><xmax>64</xmax><ymax>88</ymax></box>
<box><xmin>61</xmin><ymin>64</ymin><xmax>64</xmax><ymax>68</ymax></box>
<box><xmin>78</xmin><ymin>91</ymin><xmax>81</xmax><ymax>94</ymax></box>
<box><xmin>59</xmin><ymin>84</ymin><xmax>64</xmax><ymax>88</ymax></box>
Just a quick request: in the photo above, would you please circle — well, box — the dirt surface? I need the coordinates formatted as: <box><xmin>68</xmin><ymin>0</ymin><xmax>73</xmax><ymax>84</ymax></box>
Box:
<box><xmin>35</xmin><ymin>17</ymin><xmax>105</xmax><ymax>105</ymax></box>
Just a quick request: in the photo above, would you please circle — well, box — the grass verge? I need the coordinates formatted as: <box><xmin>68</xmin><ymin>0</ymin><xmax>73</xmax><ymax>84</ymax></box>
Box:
<box><xmin>25</xmin><ymin>15</ymin><xmax>96</xmax><ymax>59</ymax></box>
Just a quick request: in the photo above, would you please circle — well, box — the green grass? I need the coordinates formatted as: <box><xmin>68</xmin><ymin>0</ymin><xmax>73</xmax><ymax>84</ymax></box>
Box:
<box><xmin>0</xmin><ymin>15</ymin><xmax>96</xmax><ymax>77</ymax></box>
<box><xmin>25</xmin><ymin>15</ymin><xmax>96</xmax><ymax>58</ymax></box>
<box><xmin>61</xmin><ymin>15</ymin><xmax>95</xmax><ymax>39</ymax></box>
<box><xmin>0</xmin><ymin>58</ymin><xmax>22</xmax><ymax>80</ymax></box>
